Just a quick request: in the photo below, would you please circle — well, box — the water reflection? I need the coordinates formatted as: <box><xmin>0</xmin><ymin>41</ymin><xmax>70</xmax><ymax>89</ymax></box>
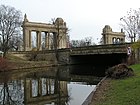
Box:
<box><xmin>0</xmin><ymin>80</ymin><xmax>24</xmax><ymax>105</ymax></box>
<box><xmin>24</xmin><ymin>78</ymin><xmax>68</xmax><ymax>105</ymax></box>
<box><xmin>0</xmin><ymin>66</ymin><xmax>102</xmax><ymax>105</ymax></box>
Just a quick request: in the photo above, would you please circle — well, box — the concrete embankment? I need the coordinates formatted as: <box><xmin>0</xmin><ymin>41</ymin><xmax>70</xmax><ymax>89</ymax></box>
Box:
<box><xmin>82</xmin><ymin>76</ymin><xmax>107</xmax><ymax>105</ymax></box>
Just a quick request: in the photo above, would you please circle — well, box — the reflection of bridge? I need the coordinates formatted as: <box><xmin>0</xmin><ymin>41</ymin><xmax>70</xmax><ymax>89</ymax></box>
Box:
<box><xmin>24</xmin><ymin>78</ymin><xmax>68</xmax><ymax>105</ymax></box>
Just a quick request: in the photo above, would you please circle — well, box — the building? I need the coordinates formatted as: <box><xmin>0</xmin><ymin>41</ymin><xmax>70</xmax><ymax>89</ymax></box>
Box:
<box><xmin>102</xmin><ymin>25</ymin><xmax>125</xmax><ymax>44</ymax></box>
<box><xmin>22</xmin><ymin>14</ymin><xmax>68</xmax><ymax>51</ymax></box>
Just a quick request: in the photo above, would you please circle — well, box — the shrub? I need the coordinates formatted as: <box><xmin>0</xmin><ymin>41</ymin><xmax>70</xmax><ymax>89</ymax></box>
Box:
<box><xmin>106</xmin><ymin>64</ymin><xmax>134</xmax><ymax>79</ymax></box>
<box><xmin>0</xmin><ymin>57</ymin><xmax>11</xmax><ymax>71</ymax></box>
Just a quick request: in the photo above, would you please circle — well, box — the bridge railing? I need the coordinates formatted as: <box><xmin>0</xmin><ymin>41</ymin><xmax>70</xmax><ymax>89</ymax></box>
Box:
<box><xmin>69</xmin><ymin>43</ymin><xmax>132</xmax><ymax>55</ymax></box>
<box><xmin>69</xmin><ymin>43</ymin><xmax>131</xmax><ymax>50</ymax></box>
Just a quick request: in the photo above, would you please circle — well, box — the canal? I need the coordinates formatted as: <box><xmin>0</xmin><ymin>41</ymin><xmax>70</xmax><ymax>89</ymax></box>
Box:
<box><xmin>0</xmin><ymin>65</ymin><xmax>104</xmax><ymax>105</ymax></box>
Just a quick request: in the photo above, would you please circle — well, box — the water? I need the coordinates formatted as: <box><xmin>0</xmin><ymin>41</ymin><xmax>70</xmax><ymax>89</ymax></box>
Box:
<box><xmin>68</xmin><ymin>82</ymin><xmax>96</xmax><ymax>105</ymax></box>
<box><xmin>0</xmin><ymin>65</ymin><xmax>103</xmax><ymax>105</ymax></box>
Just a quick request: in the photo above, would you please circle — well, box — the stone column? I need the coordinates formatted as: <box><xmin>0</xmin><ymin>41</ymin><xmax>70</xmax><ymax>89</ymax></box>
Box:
<box><xmin>46</xmin><ymin>79</ymin><xmax>48</xmax><ymax>95</ymax></box>
<box><xmin>59</xmin><ymin>32</ymin><xmax>62</xmax><ymax>49</ymax></box>
<box><xmin>23</xmin><ymin>28</ymin><xmax>30</xmax><ymax>51</ymax></box>
<box><xmin>29</xmin><ymin>30</ymin><xmax>32</xmax><ymax>49</ymax></box>
<box><xmin>24</xmin><ymin>79</ymin><xmax>32</xmax><ymax>103</ymax></box>
<box><xmin>45</xmin><ymin>32</ymin><xmax>50</xmax><ymax>49</ymax></box>
<box><xmin>45</xmin><ymin>32</ymin><xmax>47</xmax><ymax>49</ymax></box>
<box><xmin>109</xmin><ymin>35</ymin><xmax>112</xmax><ymax>44</ymax></box>
<box><xmin>36</xmin><ymin>31</ymin><xmax>38</xmax><ymax>49</ymax></box>
<box><xmin>38</xmin><ymin>79</ymin><xmax>42</xmax><ymax>96</ymax></box>
<box><xmin>53</xmin><ymin>32</ymin><xmax>58</xmax><ymax>49</ymax></box>
<box><xmin>105</xmin><ymin>36</ymin><xmax>107</xmax><ymax>44</ymax></box>
<box><xmin>48</xmin><ymin>79</ymin><xmax>51</xmax><ymax>94</ymax></box>
<box><xmin>62</xmin><ymin>32</ymin><xmax>67</xmax><ymax>48</ymax></box>
<box><xmin>36</xmin><ymin>31</ymin><xmax>42</xmax><ymax>50</ymax></box>
<box><xmin>60</xmin><ymin>81</ymin><xmax>68</xmax><ymax>96</ymax></box>
<box><xmin>48</xmin><ymin>32</ymin><xmax>51</xmax><ymax>49</ymax></box>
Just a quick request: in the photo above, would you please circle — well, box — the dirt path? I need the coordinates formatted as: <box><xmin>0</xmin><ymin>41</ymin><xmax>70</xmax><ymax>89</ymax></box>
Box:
<box><xmin>89</xmin><ymin>78</ymin><xmax>111</xmax><ymax>105</ymax></box>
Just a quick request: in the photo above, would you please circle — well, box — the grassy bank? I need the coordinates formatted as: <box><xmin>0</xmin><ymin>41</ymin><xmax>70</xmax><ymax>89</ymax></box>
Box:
<box><xmin>92</xmin><ymin>64</ymin><xmax>140</xmax><ymax>105</ymax></box>
<box><xmin>2</xmin><ymin>54</ymin><xmax>52</xmax><ymax>70</ymax></box>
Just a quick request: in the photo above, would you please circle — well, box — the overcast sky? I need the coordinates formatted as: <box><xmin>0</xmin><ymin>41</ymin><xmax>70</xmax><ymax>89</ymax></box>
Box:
<box><xmin>1</xmin><ymin>0</ymin><xmax>140</xmax><ymax>43</ymax></box>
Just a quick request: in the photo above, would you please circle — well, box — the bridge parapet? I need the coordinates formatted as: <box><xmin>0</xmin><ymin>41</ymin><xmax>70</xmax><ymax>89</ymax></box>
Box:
<box><xmin>69</xmin><ymin>43</ymin><xmax>131</xmax><ymax>55</ymax></box>
<box><xmin>9</xmin><ymin>43</ymin><xmax>132</xmax><ymax>65</ymax></box>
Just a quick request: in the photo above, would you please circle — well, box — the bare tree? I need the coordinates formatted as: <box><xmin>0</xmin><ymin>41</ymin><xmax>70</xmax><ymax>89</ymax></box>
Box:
<box><xmin>0</xmin><ymin>5</ymin><xmax>22</xmax><ymax>56</ymax></box>
<box><xmin>0</xmin><ymin>71</ymin><xmax>23</xmax><ymax>105</ymax></box>
<box><xmin>51</xmin><ymin>18</ymin><xmax>69</xmax><ymax>49</ymax></box>
<box><xmin>50</xmin><ymin>18</ymin><xmax>69</xmax><ymax>63</ymax></box>
<box><xmin>120</xmin><ymin>8</ymin><xmax>140</xmax><ymax>42</ymax></box>
<box><xmin>70</xmin><ymin>37</ymin><xmax>95</xmax><ymax>47</ymax></box>
<box><xmin>9</xmin><ymin>33</ymin><xmax>23</xmax><ymax>51</ymax></box>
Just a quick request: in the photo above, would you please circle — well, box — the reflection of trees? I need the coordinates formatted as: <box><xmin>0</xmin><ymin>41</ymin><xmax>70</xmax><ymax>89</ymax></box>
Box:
<box><xmin>70</xmin><ymin>37</ymin><xmax>96</xmax><ymax>47</ymax></box>
<box><xmin>24</xmin><ymin>68</ymin><xmax>69</xmax><ymax>105</ymax></box>
<box><xmin>0</xmin><ymin>80</ymin><xmax>24</xmax><ymax>105</ymax></box>
<box><xmin>54</xmin><ymin>68</ymin><xmax>69</xmax><ymax>105</ymax></box>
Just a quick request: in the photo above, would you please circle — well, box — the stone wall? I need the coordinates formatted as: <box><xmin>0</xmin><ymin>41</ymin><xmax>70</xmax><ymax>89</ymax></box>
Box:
<box><xmin>10</xmin><ymin>51</ymin><xmax>57</xmax><ymax>64</ymax></box>
<box><xmin>57</xmin><ymin>49</ymin><xmax>70</xmax><ymax>64</ymax></box>
<box><xmin>10</xmin><ymin>50</ymin><xmax>70</xmax><ymax>65</ymax></box>
<box><xmin>134</xmin><ymin>48</ymin><xmax>140</xmax><ymax>63</ymax></box>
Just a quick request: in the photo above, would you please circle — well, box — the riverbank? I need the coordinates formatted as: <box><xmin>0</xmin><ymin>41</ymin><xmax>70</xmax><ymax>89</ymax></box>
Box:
<box><xmin>3</xmin><ymin>54</ymin><xmax>55</xmax><ymax>70</ymax></box>
<box><xmin>90</xmin><ymin>64</ymin><xmax>140</xmax><ymax>105</ymax></box>
<box><xmin>2</xmin><ymin>55</ymin><xmax>140</xmax><ymax>105</ymax></box>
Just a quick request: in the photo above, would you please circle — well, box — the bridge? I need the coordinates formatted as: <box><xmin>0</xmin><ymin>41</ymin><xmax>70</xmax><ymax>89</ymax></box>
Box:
<box><xmin>10</xmin><ymin>43</ymin><xmax>133</xmax><ymax>76</ymax></box>
<box><xmin>55</xmin><ymin>43</ymin><xmax>132</xmax><ymax>76</ymax></box>
<box><xmin>58</xmin><ymin>43</ymin><xmax>131</xmax><ymax>64</ymax></box>
<box><xmin>11</xmin><ymin>43</ymin><xmax>133</xmax><ymax>74</ymax></box>
<box><xmin>69</xmin><ymin>44</ymin><xmax>128</xmax><ymax>55</ymax></box>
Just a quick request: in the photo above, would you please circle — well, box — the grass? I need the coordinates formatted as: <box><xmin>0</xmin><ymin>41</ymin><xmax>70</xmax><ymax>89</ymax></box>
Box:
<box><xmin>94</xmin><ymin>64</ymin><xmax>140</xmax><ymax>105</ymax></box>
<box><xmin>5</xmin><ymin>54</ymin><xmax>51</xmax><ymax>69</ymax></box>
<box><xmin>6</xmin><ymin>53</ymin><xmax>26</xmax><ymax>61</ymax></box>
